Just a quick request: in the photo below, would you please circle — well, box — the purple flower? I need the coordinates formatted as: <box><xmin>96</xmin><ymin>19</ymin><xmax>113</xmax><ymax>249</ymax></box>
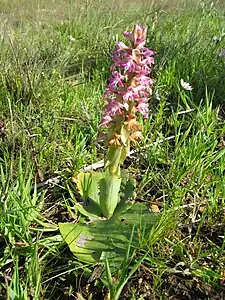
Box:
<box><xmin>99</xmin><ymin>24</ymin><xmax>154</xmax><ymax>145</ymax></box>
<box><xmin>105</xmin><ymin>100</ymin><xmax>123</xmax><ymax>116</ymax></box>
<box><xmin>116</xmin><ymin>41</ymin><xmax>129</xmax><ymax>51</ymax></box>
<box><xmin>122</xmin><ymin>60</ymin><xmax>137</xmax><ymax>72</ymax></box>
<box><xmin>123</xmin><ymin>31</ymin><xmax>132</xmax><ymax>41</ymax></box>
<box><xmin>136</xmin><ymin>102</ymin><xmax>149</xmax><ymax>118</ymax></box>
<box><xmin>108</xmin><ymin>72</ymin><xmax>124</xmax><ymax>88</ymax></box>
<box><xmin>142</xmin><ymin>48</ymin><xmax>155</xmax><ymax>56</ymax></box>
<box><xmin>123</xmin><ymin>24</ymin><xmax>147</xmax><ymax>48</ymax></box>
<box><xmin>122</xmin><ymin>87</ymin><xmax>139</xmax><ymax>102</ymax></box>
<box><xmin>99</xmin><ymin>115</ymin><xmax>112</xmax><ymax>127</ymax></box>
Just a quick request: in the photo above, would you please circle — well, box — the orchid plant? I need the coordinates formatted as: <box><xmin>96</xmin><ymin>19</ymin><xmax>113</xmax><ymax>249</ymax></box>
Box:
<box><xmin>59</xmin><ymin>25</ymin><xmax>157</xmax><ymax>263</ymax></box>
<box><xmin>98</xmin><ymin>24</ymin><xmax>154</xmax><ymax>217</ymax></box>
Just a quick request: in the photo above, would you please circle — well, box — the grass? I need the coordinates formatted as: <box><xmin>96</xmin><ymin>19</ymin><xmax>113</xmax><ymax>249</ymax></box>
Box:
<box><xmin>0</xmin><ymin>0</ymin><xmax>225</xmax><ymax>299</ymax></box>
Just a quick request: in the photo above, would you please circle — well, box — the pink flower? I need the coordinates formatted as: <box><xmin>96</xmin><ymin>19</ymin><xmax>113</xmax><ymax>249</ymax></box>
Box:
<box><xmin>99</xmin><ymin>24</ymin><xmax>154</xmax><ymax>131</ymax></box>
<box><xmin>108</xmin><ymin>72</ymin><xmax>124</xmax><ymax>88</ymax></box>
<box><xmin>123</xmin><ymin>25</ymin><xmax>147</xmax><ymax>48</ymax></box>
<box><xmin>136</xmin><ymin>69</ymin><xmax>150</xmax><ymax>76</ymax></box>
<box><xmin>136</xmin><ymin>102</ymin><xmax>149</xmax><ymax>118</ymax></box>
<box><xmin>122</xmin><ymin>87</ymin><xmax>139</xmax><ymax>102</ymax></box>
<box><xmin>142</xmin><ymin>48</ymin><xmax>155</xmax><ymax>57</ymax></box>
<box><xmin>122</xmin><ymin>60</ymin><xmax>137</xmax><ymax>72</ymax></box>
<box><xmin>99</xmin><ymin>115</ymin><xmax>112</xmax><ymax>127</ymax></box>
<box><xmin>132</xmin><ymin>25</ymin><xmax>147</xmax><ymax>47</ymax></box>
<box><xmin>140</xmin><ymin>56</ymin><xmax>155</xmax><ymax>67</ymax></box>
<box><xmin>123</xmin><ymin>31</ymin><xmax>132</xmax><ymax>41</ymax></box>
<box><xmin>116</xmin><ymin>41</ymin><xmax>129</xmax><ymax>51</ymax></box>
<box><xmin>137</xmin><ymin>75</ymin><xmax>151</xmax><ymax>86</ymax></box>
<box><xmin>112</xmin><ymin>53</ymin><xmax>132</xmax><ymax>69</ymax></box>
<box><xmin>135</xmin><ymin>97</ymin><xmax>149</xmax><ymax>117</ymax></box>
<box><xmin>105</xmin><ymin>100</ymin><xmax>123</xmax><ymax>116</ymax></box>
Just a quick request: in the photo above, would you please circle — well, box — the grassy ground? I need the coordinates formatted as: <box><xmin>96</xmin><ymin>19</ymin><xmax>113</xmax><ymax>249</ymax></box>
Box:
<box><xmin>0</xmin><ymin>0</ymin><xmax>225</xmax><ymax>299</ymax></box>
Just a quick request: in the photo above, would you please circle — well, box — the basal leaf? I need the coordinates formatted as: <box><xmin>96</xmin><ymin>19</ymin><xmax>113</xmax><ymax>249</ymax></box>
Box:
<box><xmin>59</xmin><ymin>202</ymin><xmax>159</xmax><ymax>263</ymax></box>
<box><xmin>74</xmin><ymin>172</ymin><xmax>105</xmax><ymax>217</ymax></box>
<box><xmin>76</xmin><ymin>172</ymin><xmax>104</xmax><ymax>203</ymax></box>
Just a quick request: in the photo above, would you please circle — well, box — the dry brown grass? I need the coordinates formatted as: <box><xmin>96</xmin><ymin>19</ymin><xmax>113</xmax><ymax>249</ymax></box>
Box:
<box><xmin>0</xmin><ymin>0</ymin><xmax>223</xmax><ymax>25</ymax></box>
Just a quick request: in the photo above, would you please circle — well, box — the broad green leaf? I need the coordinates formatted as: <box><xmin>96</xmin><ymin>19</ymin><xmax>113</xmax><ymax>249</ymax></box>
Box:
<box><xmin>59</xmin><ymin>222</ymin><xmax>102</xmax><ymax>263</ymax></box>
<box><xmin>75</xmin><ymin>172</ymin><xmax>105</xmax><ymax>217</ymax></box>
<box><xmin>59</xmin><ymin>202</ymin><xmax>159</xmax><ymax>263</ymax></box>
<box><xmin>112</xmin><ymin>173</ymin><xmax>136</xmax><ymax>217</ymax></box>
<box><xmin>99</xmin><ymin>175</ymin><xmax>121</xmax><ymax>218</ymax></box>
<box><xmin>76</xmin><ymin>172</ymin><xmax>92</xmax><ymax>199</ymax></box>
<box><xmin>113</xmin><ymin>200</ymin><xmax>133</xmax><ymax>218</ymax></box>
<box><xmin>76</xmin><ymin>172</ymin><xmax>104</xmax><ymax>202</ymax></box>
<box><xmin>75</xmin><ymin>203</ymin><xmax>102</xmax><ymax>219</ymax></box>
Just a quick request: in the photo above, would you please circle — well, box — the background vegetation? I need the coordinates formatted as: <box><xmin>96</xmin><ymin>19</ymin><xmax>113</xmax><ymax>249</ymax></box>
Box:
<box><xmin>0</xmin><ymin>0</ymin><xmax>225</xmax><ymax>299</ymax></box>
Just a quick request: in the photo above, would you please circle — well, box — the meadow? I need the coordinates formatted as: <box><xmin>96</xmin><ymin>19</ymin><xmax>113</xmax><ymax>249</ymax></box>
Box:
<box><xmin>0</xmin><ymin>0</ymin><xmax>225</xmax><ymax>299</ymax></box>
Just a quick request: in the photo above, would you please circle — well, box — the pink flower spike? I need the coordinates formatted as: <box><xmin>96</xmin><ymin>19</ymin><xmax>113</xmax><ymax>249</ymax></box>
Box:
<box><xmin>99</xmin><ymin>24</ymin><xmax>154</xmax><ymax>130</ymax></box>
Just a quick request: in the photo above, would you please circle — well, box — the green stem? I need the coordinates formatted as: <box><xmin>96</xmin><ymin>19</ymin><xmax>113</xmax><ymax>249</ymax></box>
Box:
<box><xmin>105</xmin><ymin>146</ymin><xmax>123</xmax><ymax>176</ymax></box>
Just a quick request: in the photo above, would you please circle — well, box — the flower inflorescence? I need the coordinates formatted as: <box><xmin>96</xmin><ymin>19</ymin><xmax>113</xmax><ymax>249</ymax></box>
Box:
<box><xmin>99</xmin><ymin>24</ymin><xmax>154</xmax><ymax>148</ymax></box>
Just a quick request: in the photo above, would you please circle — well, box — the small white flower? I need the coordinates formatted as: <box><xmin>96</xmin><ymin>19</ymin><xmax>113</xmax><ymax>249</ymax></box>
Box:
<box><xmin>69</xmin><ymin>35</ymin><xmax>75</xmax><ymax>42</ymax></box>
<box><xmin>180</xmin><ymin>79</ymin><xmax>193</xmax><ymax>91</ymax></box>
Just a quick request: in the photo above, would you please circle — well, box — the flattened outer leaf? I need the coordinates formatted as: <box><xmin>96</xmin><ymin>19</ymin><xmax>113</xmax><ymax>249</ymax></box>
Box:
<box><xmin>59</xmin><ymin>202</ymin><xmax>159</xmax><ymax>263</ymax></box>
<box><xmin>59</xmin><ymin>222</ymin><xmax>102</xmax><ymax>263</ymax></box>
<box><xmin>120</xmin><ymin>144</ymin><xmax>129</xmax><ymax>165</ymax></box>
